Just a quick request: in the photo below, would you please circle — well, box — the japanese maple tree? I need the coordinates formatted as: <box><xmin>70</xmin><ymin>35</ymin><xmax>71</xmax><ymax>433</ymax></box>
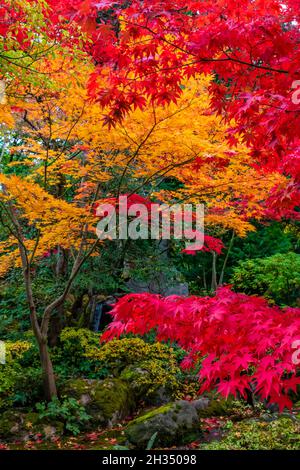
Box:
<box><xmin>102</xmin><ymin>288</ymin><xmax>300</xmax><ymax>410</ymax></box>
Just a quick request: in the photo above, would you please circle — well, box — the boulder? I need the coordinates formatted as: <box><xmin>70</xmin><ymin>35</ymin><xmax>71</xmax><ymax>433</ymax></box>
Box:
<box><xmin>125</xmin><ymin>398</ymin><xmax>209</xmax><ymax>448</ymax></box>
<box><xmin>196</xmin><ymin>397</ymin><xmax>239</xmax><ymax>417</ymax></box>
<box><xmin>0</xmin><ymin>410</ymin><xmax>24</xmax><ymax>438</ymax></box>
<box><xmin>120</xmin><ymin>365</ymin><xmax>173</xmax><ymax>406</ymax></box>
<box><xmin>62</xmin><ymin>377</ymin><xmax>134</xmax><ymax>427</ymax></box>
<box><xmin>0</xmin><ymin>410</ymin><xmax>64</xmax><ymax>441</ymax></box>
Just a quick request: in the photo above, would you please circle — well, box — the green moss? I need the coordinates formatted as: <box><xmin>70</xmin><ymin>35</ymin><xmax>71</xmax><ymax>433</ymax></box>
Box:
<box><xmin>0</xmin><ymin>410</ymin><xmax>23</xmax><ymax>437</ymax></box>
<box><xmin>92</xmin><ymin>378</ymin><xmax>133</xmax><ymax>421</ymax></box>
<box><xmin>62</xmin><ymin>377</ymin><xmax>134</xmax><ymax>425</ymax></box>
<box><xmin>62</xmin><ymin>378</ymin><xmax>92</xmax><ymax>398</ymax></box>
<box><xmin>129</xmin><ymin>403</ymin><xmax>174</xmax><ymax>425</ymax></box>
<box><xmin>24</xmin><ymin>412</ymin><xmax>40</xmax><ymax>428</ymax></box>
<box><xmin>197</xmin><ymin>398</ymin><xmax>248</xmax><ymax>418</ymax></box>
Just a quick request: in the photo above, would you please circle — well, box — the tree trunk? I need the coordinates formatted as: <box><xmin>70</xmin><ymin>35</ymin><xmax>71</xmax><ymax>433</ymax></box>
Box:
<box><xmin>4</xmin><ymin>185</ymin><xmax>99</xmax><ymax>403</ymax></box>
<box><xmin>55</xmin><ymin>246</ymin><xmax>68</xmax><ymax>277</ymax></box>
<box><xmin>211</xmin><ymin>251</ymin><xmax>218</xmax><ymax>291</ymax></box>
<box><xmin>38</xmin><ymin>340</ymin><xmax>57</xmax><ymax>401</ymax></box>
<box><xmin>203</xmin><ymin>266</ymin><xmax>207</xmax><ymax>291</ymax></box>
<box><xmin>219</xmin><ymin>230</ymin><xmax>235</xmax><ymax>286</ymax></box>
<box><xmin>48</xmin><ymin>304</ymin><xmax>65</xmax><ymax>347</ymax></box>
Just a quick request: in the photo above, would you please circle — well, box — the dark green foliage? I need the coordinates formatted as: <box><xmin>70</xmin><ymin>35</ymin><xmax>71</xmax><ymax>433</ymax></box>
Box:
<box><xmin>174</xmin><ymin>222</ymin><xmax>299</xmax><ymax>294</ymax></box>
<box><xmin>0</xmin><ymin>267</ymin><xmax>65</xmax><ymax>340</ymax></box>
<box><xmin>0</xmin><ymin>338</ymin><xmax>43</xmax><ymax>409</ymax></box>
<box><xmin>231</xmin><ymin>252</ymin><xmax>300</xmax><ymax>306</ymax></box>
<box><xmin>52</xmin><ymin>327</ymin><xmax>105</xmax><ymax>379</ymax></box>
<box><xmin>36</xmin><ymin>397</ymin><xmax>91</xmax><ymax>435</ymax></box>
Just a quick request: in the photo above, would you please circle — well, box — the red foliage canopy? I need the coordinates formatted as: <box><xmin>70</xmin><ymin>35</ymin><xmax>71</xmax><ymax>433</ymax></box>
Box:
<box><xmin>94</xmin><ymin>194</ymin><xmax>224</xmax><ymax>253</ymax></box>
<box><xmin>45</xmin><ymin>0</ymin><xmax>300</xmax><ymax>213</ymax></box>
<box><xmin>102</xmin><ymin>287</ymin><xmax>300</xmax><ymax>410</ymax></box>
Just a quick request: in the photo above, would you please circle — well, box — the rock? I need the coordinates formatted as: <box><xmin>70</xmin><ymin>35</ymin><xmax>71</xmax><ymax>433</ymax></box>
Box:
<box><xmin>0</xmin><ymin>410</ymin><xmax>24</xmax><ymax>438</ymax></box>
<box><xmin>0</xmin><ymin>410</ymin><xmax>64</xmax><ymax>441</ymax></box>
<box><xmin>125</xmin><ymin>278</ymin><xmax>189</xmax><ymax>296</ymax></box>
<box><xmin>126</xmin><ymin>399</ymin><xmax>209</xmax><ymax>448</ymax></box>
<box><xmin>42</xmin><ymin>423</ymin><xmax>64</xmax><ymax>439</ymax></box>
<box><xmin>164</xmin><ymin>283</ymin><xmax>189</xmax><ymax>296</ymax></box>
<box><xmin>120</xmin><ymin>366</ymin><xmax>173</xmax><ymax>406</ymax></box>
<box><xmin>62</xmin><ymin>378</ymin><xmax>95</xmax><ymax>404</ymax></box>
<box><xmin>62</xmin><ymin>377</ymin><xmax>134</xmax><ymax>427</ymax></box>
<box><xmin>196</xmin><ymin>397</ymin><xmax>237</xmax><ymax>417</ymax></box>
<box><xmin>145</xmin><ymin>387</ymin><xmax>172</xmax><ymax>407</ymax></box>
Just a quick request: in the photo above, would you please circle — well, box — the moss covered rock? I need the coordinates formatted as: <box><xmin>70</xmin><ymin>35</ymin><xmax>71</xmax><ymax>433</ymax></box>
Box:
<box><xmin>196</xmin><ymin>398</ymin><xmax>251</xmax><ymax>419</ymax></box>
<box><xmin>62</xmin><ymin>377</ymin><xmax>134</xmax><ymax>427</ymax></box>
<box><xmin>0</xmin><ymin>410</ymin><xmax>64</xmax><ymax>441</ymax></box>
<box><xmin>120</xmin><ymin>365</ymin><xmax>174</xmax><ymax>406</ymax></box>
<box><xmin>0</xmin><ymin>410</ymin><xmax>24</xmax><ymax>437</ymax></box>
<box><xmin>62</xmin><ymin>378</ymin><xmax>94</xmax><ymax>403</ymax></box>
<box><xmin>126</xmin><ymin>399</ymin><xmax>209</xmax><ymax>448</ymax></box>
<box><xmin>201</xmin><ymin>416</ymin><xmax>300</xmax><ymax>450</ymax></box>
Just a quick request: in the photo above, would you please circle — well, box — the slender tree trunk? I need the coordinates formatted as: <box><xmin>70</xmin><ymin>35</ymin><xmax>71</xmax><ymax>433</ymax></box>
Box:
<box><xmin>48</xmin><ymin>305</ymin><xmax>65</xmax><ymax>347</ymax></box>
<box><xmin>4</xmin><ymin>187</ymin><xmax>99</xmax><ymax>402</ymax></box>
<box><xmin>203</xmin><ymin>266</ymin><xmax>207</xmax><ymax>292</ymax></box>
<box><xmin>211</xmin><ymin>251</ymin><xmax>218</xmax><ymax>292</ymax></box>
<box><xmin>219</xmin><ymin>230</ymin><xmax>235</xmax><ymax>286</ymax></box>
<box><xmin>5</xmin><ymin>192</ymin><xmax>58</xmax><ymax>400</ymax></box>
<box><xmin>55</xmin><ymin>246</ymin><xmax>68</xmax><ymax>277</ymax></box>
<box><xmin>38</xmin><ymin>339</ymin><xmax>57</xmax><ymax>400</ymax></box>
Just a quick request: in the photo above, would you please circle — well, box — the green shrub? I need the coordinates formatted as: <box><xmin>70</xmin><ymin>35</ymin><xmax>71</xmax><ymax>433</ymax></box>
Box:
<box><xmin>0</xmin><ymin>340</ymin><xmax>43</xmax><ymax>409</ymax></box>
<box><xmin>231</xmin><ymin>252</ymin><xmax>300</xmax><ymax>306</ymax></box>
<box><xmin>89</xmin><ymin>337</ymin><xmax>185</xmax><ymax>399</ymax></box>
<box><xmin>89</xmin><ymin>337</ymin><xmax>177</xmax><ymax>373</ymax></box>
<box><xmin>90</xmin><ymin>337</ymin><xmax>157</xmax><ymax>367</ymax></box>
<box><xmin>52</xmin><ymin>327</ymin><xmax>102</xmax><ymax>379</ymax></box>
<box><xmin>54</xmin><ymin>330</ymin><xmax>198</xmax><ymax>398</ymax></box>
<box><xmin>36</xmin><ymin>397</ymin><xmax>91</xmax><ymax>435</ymax></box>
<box><xmin>0</xmin><ymin>362</ymin><xmax>19</xmax><ymax>409</ymax></box>
<box><xmin>201</xmin><ymin>417</ymin><xmax>300</xmax><ymax>450</ymax></box>
<box><xmin>58</xmin><ymin>327</ymin><xmax>100</xmax><ymax>358</ymax></box>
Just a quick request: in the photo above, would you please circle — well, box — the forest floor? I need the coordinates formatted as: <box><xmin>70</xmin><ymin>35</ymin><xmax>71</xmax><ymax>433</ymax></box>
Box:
<box><xmin>1</xmin><ymin>405</ymin><xmax>299</xmax><ymax>451</ymax></box>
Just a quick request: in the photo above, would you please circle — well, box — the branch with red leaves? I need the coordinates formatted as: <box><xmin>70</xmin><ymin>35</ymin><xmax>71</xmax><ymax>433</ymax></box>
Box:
<box><xmin>102</xmin><ymin>287</ymin><xmax>300</xmax><ymax>411</ymax></box>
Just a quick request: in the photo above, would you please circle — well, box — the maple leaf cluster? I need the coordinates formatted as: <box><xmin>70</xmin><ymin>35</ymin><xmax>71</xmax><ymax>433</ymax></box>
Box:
<box><xmin>102</xmin><ymin>287</ymin><xmax>300</xmax><ymax>411</ymax></box>
<box><xmin>94</xmin><ymin>193</ymin><xmax>225</xmax><ymax>253</ymax></box>
<box><xmin>181</xmin><ymin>235</ymin><xmax>224</xmax><ymax>255</ymax></box>
<box><xmin>36</xmin><ymin>0</ymin><xmax>300</xmax><ymax>220</ymax></box>
<box><xmin>0</xmin><ymin>0</ymin><xmax>81</xmax><ymax>49</ymax></box>
<box><xmin>45</xmin><ymin>2</ymin><xmax>300</xmax><ymax>146</ymax></box>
